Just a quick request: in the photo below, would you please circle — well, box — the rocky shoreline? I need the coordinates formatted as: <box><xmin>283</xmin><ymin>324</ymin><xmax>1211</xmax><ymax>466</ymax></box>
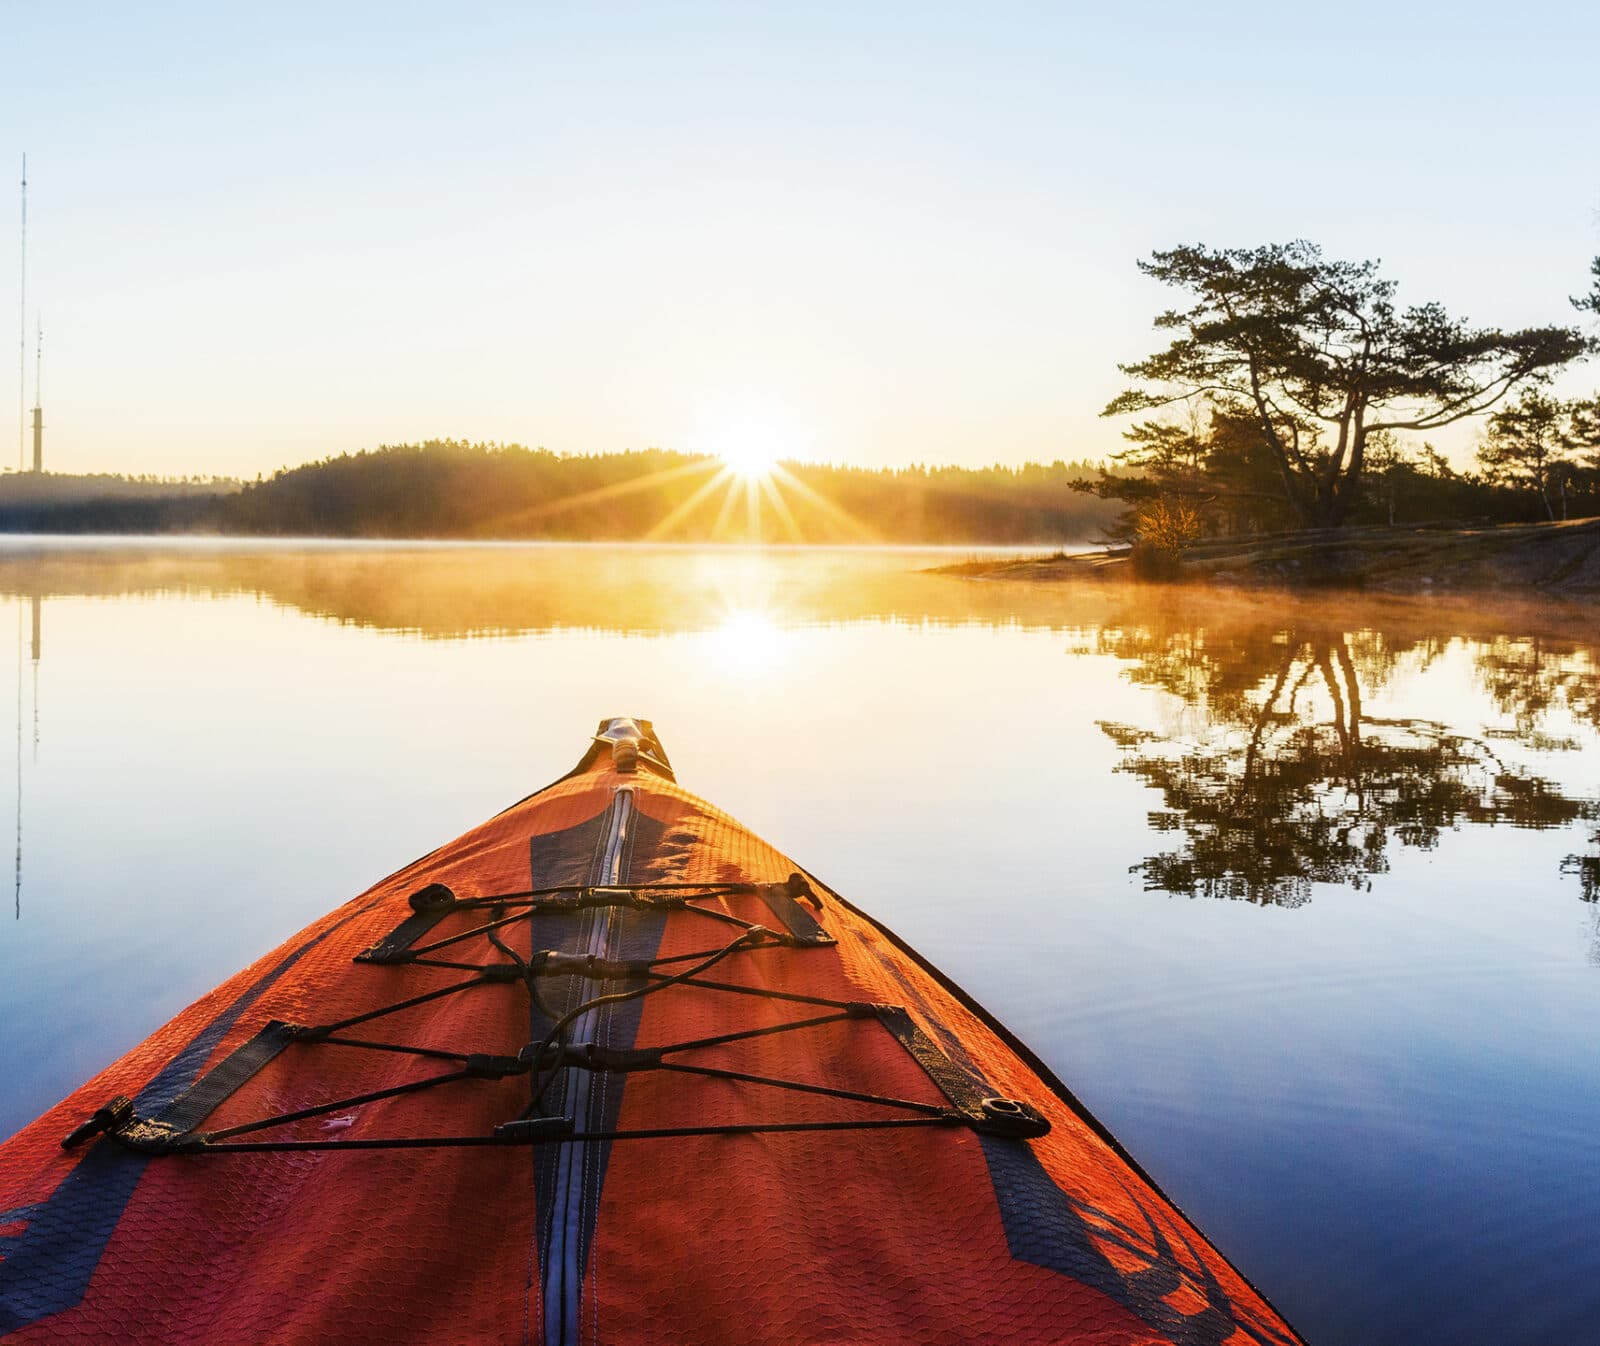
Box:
<box><xmin>942</xmin><ymin>518</ymin><xmax>1600</xmax><ymax>596</ymax></box>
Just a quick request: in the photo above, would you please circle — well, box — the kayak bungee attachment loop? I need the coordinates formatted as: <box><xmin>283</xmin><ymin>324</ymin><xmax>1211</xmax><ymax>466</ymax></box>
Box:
<box><xmin>62</xmin><ymin>874</ymin><xmax>1050</xmax><ymax>1156</ymax></box>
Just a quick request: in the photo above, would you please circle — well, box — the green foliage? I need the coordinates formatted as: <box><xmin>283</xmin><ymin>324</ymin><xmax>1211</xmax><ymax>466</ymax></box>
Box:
<box><xmin>1075</xmin><ymin>404</ymin><xmax>1318</xmax><ymax>539</ymax></box>
<box><xmin>1478</xmin><ymin>391</ymin><xmax>1577</xmax><ymax>521</ymax></box>
<box><xmin>1576</xmin><ymin>257</ymin><xmax>1600</xmax><ymax>317</ymax></box>
<box><xmin>1568</xmin><ymin>396</ymin><xmax>1600</xmax><ymax>457</ymax></box>
<box><xmin>1128</xmin><ymin>497</ymin><xmax>1201</xmax><ymax>580</ymax></box>
<box><xmin>1104</xmin><ymin>241</ymin><xmax>1593</xmax><ymax>529</ymax></box>
<box><xmin>1135</xmin><ymin>497</ymin><xmax>1201</xmax><ymax>551</ymax></box>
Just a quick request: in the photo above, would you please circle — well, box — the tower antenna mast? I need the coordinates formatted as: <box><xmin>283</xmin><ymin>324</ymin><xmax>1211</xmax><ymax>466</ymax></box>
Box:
<box><xmin>17</xmin><ymin>154</ymin><xmax>24</xmax><ymax>471</ymax></box>
<box><xmin>31</xmin><ymin>318</ymin><xmax>42</xmax><ymax>474</ymax></box>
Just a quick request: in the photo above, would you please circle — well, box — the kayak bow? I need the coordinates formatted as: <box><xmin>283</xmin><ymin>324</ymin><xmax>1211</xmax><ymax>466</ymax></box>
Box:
<box><xmin>0</xmin><ymin>718</ymin><xmax>1303</xmax><ymax>1344</ymax></box>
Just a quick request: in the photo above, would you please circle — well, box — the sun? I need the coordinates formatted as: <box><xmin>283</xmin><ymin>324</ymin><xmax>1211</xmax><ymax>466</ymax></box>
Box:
<box><xmin>625</xmin><ymin>400</ymin><xmax>871</xmax><ymax>543</ymax></box>
<box><xmin>717</xmin><ymin>438</ymin><xmax>784</xmax><ymax>482</ymax></box>
<box><xmin>690</xmin><ymin>403</ymin><xmax>809</xmax><ymax>483</ymax></box>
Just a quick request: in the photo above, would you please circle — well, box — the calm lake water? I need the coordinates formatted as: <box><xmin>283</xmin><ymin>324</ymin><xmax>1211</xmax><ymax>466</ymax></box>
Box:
<box><xmin>1</xmin><ymin>539</ymin><xmax>1597</xmax><ymax>1345</ymax></box>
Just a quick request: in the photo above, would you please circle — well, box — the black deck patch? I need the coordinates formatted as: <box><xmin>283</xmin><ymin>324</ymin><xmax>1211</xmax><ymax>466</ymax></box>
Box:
<box><xmin>753</xmin><ymin>882</ymin><xmax>834</xmax><ymax>946</ymax></box>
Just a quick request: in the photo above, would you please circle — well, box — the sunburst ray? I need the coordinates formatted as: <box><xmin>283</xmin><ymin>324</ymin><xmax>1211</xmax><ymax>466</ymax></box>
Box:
<box><xmin>644</xmin><ymin>463</ymin><xmax>738</xmax><ymax>541</ymax></box>
<box><xmin>479</xmin><ymin>455</ymin><xmax>722</xmax><ymax>534</ymax></box>
<box><xmin>769</xmin><ymin>464</ymin><xmax>878</xmax><ymax>541</ymax></box>
<box><xmin>709</xmin><ymin>472</ymin><xmax>745</xmax><ymax>541</ymax></box>
<box><xmin>758</xmin><ymin>475</ymin><xmax>804</xmax><ymax>542</ymax></box>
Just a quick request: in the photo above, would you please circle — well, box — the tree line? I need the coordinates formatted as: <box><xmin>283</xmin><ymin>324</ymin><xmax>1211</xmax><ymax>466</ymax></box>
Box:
<box><xmin>0</xmin><ymin>445</ymin><xmax>1123</xmax><ymax>543</ymax></box>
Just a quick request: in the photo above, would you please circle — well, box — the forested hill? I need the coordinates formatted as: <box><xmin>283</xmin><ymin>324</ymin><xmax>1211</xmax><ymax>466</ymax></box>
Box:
<box><xmin>0</xmin><ymin>443</ymin><xmax>1121</xmax><ymax>544</ymax></box>
<box><xmin>0</xmin><ymin>471</ymin><xmax>240</xmax><ymax>534</ymax></box>
<box><xmin>217</xmin><ymin>443</ymin><xmax>1119</xmax><ymax>542</ymax></box>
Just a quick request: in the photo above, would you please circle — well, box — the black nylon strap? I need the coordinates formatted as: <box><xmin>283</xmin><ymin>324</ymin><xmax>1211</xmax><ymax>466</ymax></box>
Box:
<box><xmin>753</xmin><ymin>882</ymin><xmax>834</xmax><ymax>946</ymax></box>
<box><xmin>155</xmin><ymin>1019</ymin><xmax>300</xmax><ymax>1135</ymax></box>
<box><xmin>355</xmin><ymin>907</ymin><xmax>457</xmax><ymax>964</ymax></box>
<box><xmin>871</xmin><ymin>1005</ymin><xmax>1049</xmax><ymax>1139</ymax></box>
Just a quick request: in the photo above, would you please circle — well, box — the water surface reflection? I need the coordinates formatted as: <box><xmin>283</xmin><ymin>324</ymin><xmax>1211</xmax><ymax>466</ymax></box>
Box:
<box><xmin>1092</xmin><ymin>618</ymin><xmax>1599</xmax><ymax>905</ymax></box>
<box><xmin>0</xmin><ymin>541</ymin><xmax>1596</xmax><ymax>1346</ymax></box>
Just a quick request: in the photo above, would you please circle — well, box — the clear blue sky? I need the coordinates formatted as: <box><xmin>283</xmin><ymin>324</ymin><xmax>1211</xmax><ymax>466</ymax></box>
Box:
<box><xmin>3</xmin><ymin>2</ymin><xmax>1597</xmax><ymax>476</ymax></box>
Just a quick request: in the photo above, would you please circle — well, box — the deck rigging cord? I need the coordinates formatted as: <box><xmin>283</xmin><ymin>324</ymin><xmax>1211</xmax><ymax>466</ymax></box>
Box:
<box><xmin>62</xmin><ymin>876</ymin><xmax>1049</xmax><ymax>1155</ymax></box>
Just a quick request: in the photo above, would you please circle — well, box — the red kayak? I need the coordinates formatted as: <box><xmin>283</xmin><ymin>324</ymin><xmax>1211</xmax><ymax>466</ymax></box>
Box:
<box><xmin>0</xmin><ymin>719</ymin><xmax>1303</xmax><ymax>1344</ymax></box>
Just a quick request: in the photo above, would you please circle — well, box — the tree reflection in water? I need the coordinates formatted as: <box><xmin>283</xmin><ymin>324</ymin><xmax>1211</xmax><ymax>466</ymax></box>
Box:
<box><xmin>1096</xmin><ymin>621</ymin><xmax>1600</xmax><ymax>907</ymax></box>
<box><xmin>1476</xmin><ymin>635</ymin><xmax>1600</xmax><ymax>744</ymax></box>
<box><xmin>1</xmin><ymin>543</ymin><xmax>1597</xmax><ymax>913</ymax></box>
<box><xmin>1564</xmin><ymin>840</ymin><xmax>1600</xmax><ymax>904</ymax></box>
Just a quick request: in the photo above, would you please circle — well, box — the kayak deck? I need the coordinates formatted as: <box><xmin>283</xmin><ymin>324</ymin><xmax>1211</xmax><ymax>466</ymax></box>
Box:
<box><xmin>0</xmin><ymin>719</ymin><xmax>1303</xmax><ymax>1344</ymax></box>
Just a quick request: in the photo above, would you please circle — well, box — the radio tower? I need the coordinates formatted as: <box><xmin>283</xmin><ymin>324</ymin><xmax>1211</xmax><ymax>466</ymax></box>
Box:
<box><xmin>30</xmin><ymin>320</ymin><xmax>41</xmax><ymax>473</ymax></box>
<box><xmin>17</xmin><ymin>154</ymin><xmax>24</xmax><ymax>472</ymax></box>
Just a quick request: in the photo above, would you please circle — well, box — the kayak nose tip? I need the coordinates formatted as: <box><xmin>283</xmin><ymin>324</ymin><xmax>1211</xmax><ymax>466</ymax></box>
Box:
<box><xmin>600</xmin><ymin>717</ymin><xmax>644</xmax><ymax>772</ymax></box>
<box><xmin>591</xmin><ymin>717</ymin><xmax>672</xmax><ymax>778</ymax></box>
